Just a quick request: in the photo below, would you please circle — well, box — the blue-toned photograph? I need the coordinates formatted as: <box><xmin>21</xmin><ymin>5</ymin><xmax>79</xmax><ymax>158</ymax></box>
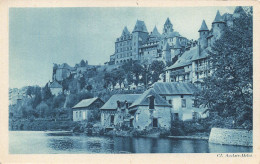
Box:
<box><xmin>9</xmin><ymin>6</ymin><xmax>253</xmax><ymax>154</ymax></box>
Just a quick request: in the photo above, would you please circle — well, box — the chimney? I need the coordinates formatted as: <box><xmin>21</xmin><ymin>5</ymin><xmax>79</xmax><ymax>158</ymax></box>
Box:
<box><xmin>125</xmin><ymin>100</ymin><xmax>129</xmax><ymax>109</ymax></box>
<box><xmin>117</xmin><ymin>100</ymin><xmax>121</xmax><ymax>108</ymax></box>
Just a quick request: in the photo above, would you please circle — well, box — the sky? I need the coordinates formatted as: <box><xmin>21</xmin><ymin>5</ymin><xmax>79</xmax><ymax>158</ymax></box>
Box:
<box><xmin>9</xmin><ymin>7</ymin><xmax>236</xmax><ymax>89</ymax></box>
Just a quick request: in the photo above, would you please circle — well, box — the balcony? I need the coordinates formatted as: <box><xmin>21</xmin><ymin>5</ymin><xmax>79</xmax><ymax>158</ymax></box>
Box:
<box><xmin>195</xmin><ymin>66</ymin><xmax>209</xmax><ymax>72</ymax></box>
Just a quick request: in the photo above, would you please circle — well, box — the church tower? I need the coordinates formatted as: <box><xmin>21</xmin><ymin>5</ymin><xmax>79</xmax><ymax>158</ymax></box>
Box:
<box><xmin>163</xmin><ymin>18</ymin><xmax>174</xmax><ymax>34</ymax></box>
<box><xmin>198</xmin><ymin>20</ymin><xmax>209</xmax><ymax>50</ymax></box>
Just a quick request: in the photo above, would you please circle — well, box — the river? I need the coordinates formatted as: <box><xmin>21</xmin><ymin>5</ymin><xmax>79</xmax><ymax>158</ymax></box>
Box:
<box><xmin>9</xmin><ymin>131</ymin><xmax>252</xmax><ymax>154</ymax></box>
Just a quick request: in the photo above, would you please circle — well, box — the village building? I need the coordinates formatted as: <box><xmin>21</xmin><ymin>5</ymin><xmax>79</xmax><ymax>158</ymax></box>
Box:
<box><xmin>100</xmin><ymin>94</ymin><xmax>141</xmax><ymax>129</ymax></box>
<box><xmin>49</xmin><ymin>81</ymin><xmax>63</xmax><ymax>96</ymax></box>
<box><xmin>165</xmin><ymin>8</ymin><xmax>246</xmax><ymax>83</ymax></box>
<box><xmin>72</xmin><ymin>97</ymin><xmax>104</xmax><ymax>122</ymax></box>
<box><xmin>128</xmin><ymin>88</ymin><xmax>172</xmax><ymax>130</ymax></box>
<box><xmin>151</xmin><ymin>82</ymin><xmax>207</xmax><ymax>121</ymax></box>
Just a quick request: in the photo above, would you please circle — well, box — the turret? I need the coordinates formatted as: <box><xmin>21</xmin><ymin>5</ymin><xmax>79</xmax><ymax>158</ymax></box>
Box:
<box><xmin>132</xmin><ymin>20</ymin><xmax>149</xmax><ymax>60</ymax></box>
<box><xmin>198</xmin><ymin>20</ymin><xmax>209</xmax><ymax>49</ymax></box>
<box><xmin>212</xmin><ymin>10</ymin><xmax>226</xmax><ymax>40</ymax></box>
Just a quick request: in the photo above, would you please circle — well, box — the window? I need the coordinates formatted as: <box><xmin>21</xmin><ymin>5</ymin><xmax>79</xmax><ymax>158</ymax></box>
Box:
<box><xmin>174</xmin><ymin>113</ymin><xmax>179</xmax><ymax>120</ymax></box>
<box><xmin>181</xmin><ymin>95</ymin><xmax>184</xmax><ymax>98</ymax></box>
<box><xmin>110</xmin><ymin>115</ymin><xmax>114</xmax><ymax>125</ymax></box>
<box><xmin>192</xmin><ymin>99</ymin><xmax>198</xmax><ymax>107</ymax></box>
<box><xmin>182</xmin><ymin>99</ymin><xmax>186</xmax><ymax>108</ymax></box>
<box><xmin>153</xmin><ymin>118</ymin><xmax>158</xmax><ymax>127</ymax></box>
<box><xmin>168</xmin><ymin>100</ymin><xmax>172</xmax><ymax>104</ymax></box>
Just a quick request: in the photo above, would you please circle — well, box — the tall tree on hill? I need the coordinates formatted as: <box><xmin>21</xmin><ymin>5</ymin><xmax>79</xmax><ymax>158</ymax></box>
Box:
<box><xmin>115</xmin><ymin>68</ymin><xmax>125</xmax><ymax>88</ymax></box>
<box><xmin>132</xmin><ymin>62</ymin><xmax>143</xmax><ymax>86</ymax></box>
<box><xmin>32</xmin><ymin>86</ymin><xmax>42</xmax><ymax>109</ymax></box>
<box><xmin>195</xmin><ymin>9</ymin><xmax>252</xmax><ymax>129</ymax></box>
<box><xmin>80</xmin><ymin>60</ymin><xmax>86</xmax><ymax>67</ymax></box>
<box><xmin>150</xmin><ymin>60</ymin><xmax>166</xmax><ymax>83</ymax></box>
<box><xmin>42</xmin><ymin>83</ymin><xmax>53</xmax><ymax>101</ymax></box>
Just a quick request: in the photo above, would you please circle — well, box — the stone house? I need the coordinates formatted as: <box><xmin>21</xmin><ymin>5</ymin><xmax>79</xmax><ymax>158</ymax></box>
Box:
<box><xmin>100</xmin><ymin>94</ymin><xmax>141</xmax><ymax>129</ymax></box>
<box><xmin>128</xmin><ymin>88</ymin><xmax>172</xmax><ymax>131</ymax></box>
<box><xmin>49</xmin><ymin>81</ymin><xmax>63</xmax><ymax>96</ymax></box>
<box><xmin>152</xmin><ymin>82</ymin><xmax>207</xmax><ymax>121</ymax></box>
<box><xmin>72</xmin><ymin>97</ymin><xmax>104</xmax><ymax>122</ymax></box>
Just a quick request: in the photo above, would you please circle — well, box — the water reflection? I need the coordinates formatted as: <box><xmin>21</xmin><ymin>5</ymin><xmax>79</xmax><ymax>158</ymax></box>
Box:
<box><xmin>9</xmin><ymin>131</ymin><xmax>253</xmax><ymax>154</ymax></box>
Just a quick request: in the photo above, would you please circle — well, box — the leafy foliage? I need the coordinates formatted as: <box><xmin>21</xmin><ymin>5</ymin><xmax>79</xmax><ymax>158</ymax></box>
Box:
<box><xmin>195</xmin><ymin>9</ymin><xmax>253</xmax><ymax>129</ymax></box>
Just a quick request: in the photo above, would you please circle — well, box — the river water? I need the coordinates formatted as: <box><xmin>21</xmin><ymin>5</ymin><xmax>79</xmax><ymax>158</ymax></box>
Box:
<box><xmin>9</xmin><ymin>131</ymin><xmax>252</xmax><ymax>154</ymax></box>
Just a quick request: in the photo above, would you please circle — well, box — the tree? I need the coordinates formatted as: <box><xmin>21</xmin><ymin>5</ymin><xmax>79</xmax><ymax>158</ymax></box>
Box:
<box><xmin>80</xmin><ymin>60</ymin><xmax>86</xmax><ymax>67</ymax></box>
<box><xmin>132</xmin><ymin>62</ymin><xmax>143</xmax><ymax>86</ymax></box>
<box><xmin>42</xmin><ymin>83</ymin><xmax>53</xmax><ymax>101</ymax></box>
<box><xmin>115</xmin><ymin>68</ymin><xmax>125</xmax><ymax>88</ymax></box>
<box><xmin>86</xmin><ymin>84</ymin><xmax>93</xmax><ymax>92</ymax></box>
<box><xmin>78</xmin><ymin>76</ymin><xmax>86</xmax><ymax>90</ymax></box>
<box><xmin>195</xmin><ymin>9</ymin><xmax>252</xmax><ymax>129</ymax></box>
<box><xmin>36</xmin><ymin>102</ymin><xmax>49</xmax><ymax>118</ymax></box>
<box><xmin>150</xmin><ymin>60</ymin><xmax>165</xmax><ymax>83</ymax></box>
<box><xmin>32</xmin><ymin>86</ymin><xmax>42</xmax><ymax>109</ymax></box>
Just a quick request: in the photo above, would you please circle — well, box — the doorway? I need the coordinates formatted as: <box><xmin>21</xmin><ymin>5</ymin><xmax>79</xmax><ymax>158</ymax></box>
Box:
<box><xmin>153</xmin><ymin>118</ymin><xmax>158</xmax><ymax>127</ymax></box>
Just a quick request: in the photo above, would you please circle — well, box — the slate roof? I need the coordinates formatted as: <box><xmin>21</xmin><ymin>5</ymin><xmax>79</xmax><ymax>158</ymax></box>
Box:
<box><xmin>100</xmin><ymin>94</ymin><xmax>141</xmax><ymax>110</ymax></box>
<box><xmin>152</xmin><ymin>82</ymin><xmax>198</xmax><ymax>95</ymax></box>
<box><xmin>72</xmin><ymin>97</ymin><xmax>103</xmax><ymax>109</ymax></box>
<box><xmin>234</xmin><ymin>6</ymin><xmax>246</xmax><ymax>15</ymax></box>
<box><xmin>133</xmin><ymin>20</ymin><xmax>148</xmax><ymax>33</ymax></box>
<box><xmin>121</xmin><ymin>26</ymin><xmax>130</xmax><ymax>36</ymax></box>
<box><xmin>164</xmin><ymin>17</ymin><xmax>172</xmax><ymax>26</ymax></box>
<box><xmin>49</xmin><ymin>81</ymin><xmax>62</xmax><ymax>88</ymax></box>
<box><xmin>166</xmin><ymin>46</ymin><xmax>210</xmax><ymax>70</ymax></box>
<box><xmin>164</xmin><ymin>31</ymin><xmax>180</xmax><ymax>38</ymax></box>
<box><xmin>198</xmin><ymin>20</ymin><xmax>209</xmax><ymax>32</ymax></box>
<box><xmin>150</xmin><ymin>26</ymin><xmax>161</xmax><ymax>38</ymax></box>
<box><xmin>213</xmin><ymin>10</ymin><xmax>225</xmax><ymax>24</ymax></box>
<box><xmin>129</xmin><ymin>88</ymin><xmax>171</xmax><ymax>109</ymax></box>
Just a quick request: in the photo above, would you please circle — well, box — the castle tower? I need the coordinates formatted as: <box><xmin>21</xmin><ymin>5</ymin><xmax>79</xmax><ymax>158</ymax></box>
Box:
<box><xmin>233</xmin><ymin>6</ymin><xmax>247</xmax><ymax>18</ymax></box>
<box><xmin>198</xmin><ymin>20</ymin><xmax>209</xmax><ymax>50</ymax></box>
<box><xmin>132</xmin><ymin>20</ymin><xmax>149</xmax><ymax>60</ymax></box>
<box><xmin>162</xmin><ymin>43</ymin><xmax>171</xmax><ymax>63</ymax></box>
<box><xmin>163</xmin><ymin>18</ymin><xmax>174</xmax><ymax>34</ymax></box>
<box><xmin>173</xmin><ymin>38</ymin><xmax>182</xmax><ymax>58</ymax></box>
<box><xmin>212</xmin><ymin>10</ymin><xmax>226</xmax><ymax>40</ymax></box>
<box><xmin>150</xmin><ymin>26</ymin><xmax>161</xmax><ymax>38</ymax></box>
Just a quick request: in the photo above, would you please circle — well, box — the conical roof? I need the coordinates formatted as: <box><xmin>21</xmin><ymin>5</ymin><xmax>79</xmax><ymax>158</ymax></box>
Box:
<box><xmin>174</xmin><ymin>39</ymin><xmax>182</xmax><ymax>49</ymax></box>
<box><xmin>198</xmin><ymin>20</ymin><xmax>209</xmax><ymax>32</ymax></box>
<box><xmin>150</xmin><ymin>26</ymin><xmax>161</xmax><ymax>38</ymax></box>
<box><xmin>133</xmin><ymin>20</ymin><xmax>148</xmax><ymax>33</ymax></box>
<box><xmin>121</xmin><ymin>26</ymin><xmax>130</xmax><ymax>36</ymax></box>
<box><xmin>234</xmin><ymin>6</ymin><xmax>245</xmax><ymax>14</ymax></box>
<box><xmin>213</xmin><ymin>10</ymin><xmax>225</xmax><ymax>24</ymax></box>
<box><xmin>164</xmin><ymin>17</ymin><xmax>172</xmax><ymax>26</ymax></box>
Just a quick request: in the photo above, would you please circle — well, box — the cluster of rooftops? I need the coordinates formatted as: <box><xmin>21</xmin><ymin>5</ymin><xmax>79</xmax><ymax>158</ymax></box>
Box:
<box><xmin>73</xmin><ymin>82</ymin><xmax>198</xmax><ymax>111</ymax></box>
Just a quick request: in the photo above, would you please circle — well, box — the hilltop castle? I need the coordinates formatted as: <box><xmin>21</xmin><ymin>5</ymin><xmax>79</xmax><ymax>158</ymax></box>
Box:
<box><xmin>109</xmin><ymin>18</ymin><xmax>190</xmax><ymax>65</ymax></box>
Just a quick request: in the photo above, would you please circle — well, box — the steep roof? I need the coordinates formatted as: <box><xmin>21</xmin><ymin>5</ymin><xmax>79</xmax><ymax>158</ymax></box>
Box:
<box><xmin>121</xmin><ymin>26</ymin><xmax>130</xmax><ymax>36</ymax></box>
<box><xmin>166</xmin><ymin>47</ymin><xmax>196</xmax><ymax>70</ymax></box>
<box><xmin>133</xmin><ymin>20</ymin><xmax>148</xmax><ymax>33</ymax></box>
<box><xmin>152</xmin><ymin>82</ymin><xmax>198</xmax><ymax>95</ymax></box>
<box><xmin>198</xmin><ymin>20</ymin><xmax>209</xmax><ymax>32</ymax></box>
<box><xmin>164</xmin><ymin>17</ymin><xmax>173</xmax><ymax>26</ymax></box>
<box><xmin>129</xmin><ymin>88</ymin><xmax>171</xmax><ymax>109</ymax></box>
<box><xmin>100</xmin><ymin>94</ymin><xmax>141</xmax><ymax>110</ymax></box>
<box><xmin>150</xmin><ymin>26</ymin><xmax>161</xmax><ymax>38</ymax></box>
<box><xmin>164</xmin><ymin>31</ymin><xmax>180</xmax><ymax>38</ymax></box>
<box><xmin>49</xmin><ymin>81</ymin><xmax>62</xmax><ymax>88</ymax></box>
<box><xmin>72</xmin><ymin>97</ymin><xmax>103</xmax><ymax>109</ymax></box>
<box><xmin>213</xmin><ymin>10</ymin><xmax>225</xmax><ymax>24</ymax></box>
<box><xmin>191</xmin><ymin>46</ymin><xmax>211</xmax><ymax>61</ymax></box>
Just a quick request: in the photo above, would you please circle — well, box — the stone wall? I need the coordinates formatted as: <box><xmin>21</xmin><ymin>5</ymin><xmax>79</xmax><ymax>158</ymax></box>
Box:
<box><xmin>209</xmin><ymin>128</ymin><xmax>252</xmax><ymax>147</ymax></box>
